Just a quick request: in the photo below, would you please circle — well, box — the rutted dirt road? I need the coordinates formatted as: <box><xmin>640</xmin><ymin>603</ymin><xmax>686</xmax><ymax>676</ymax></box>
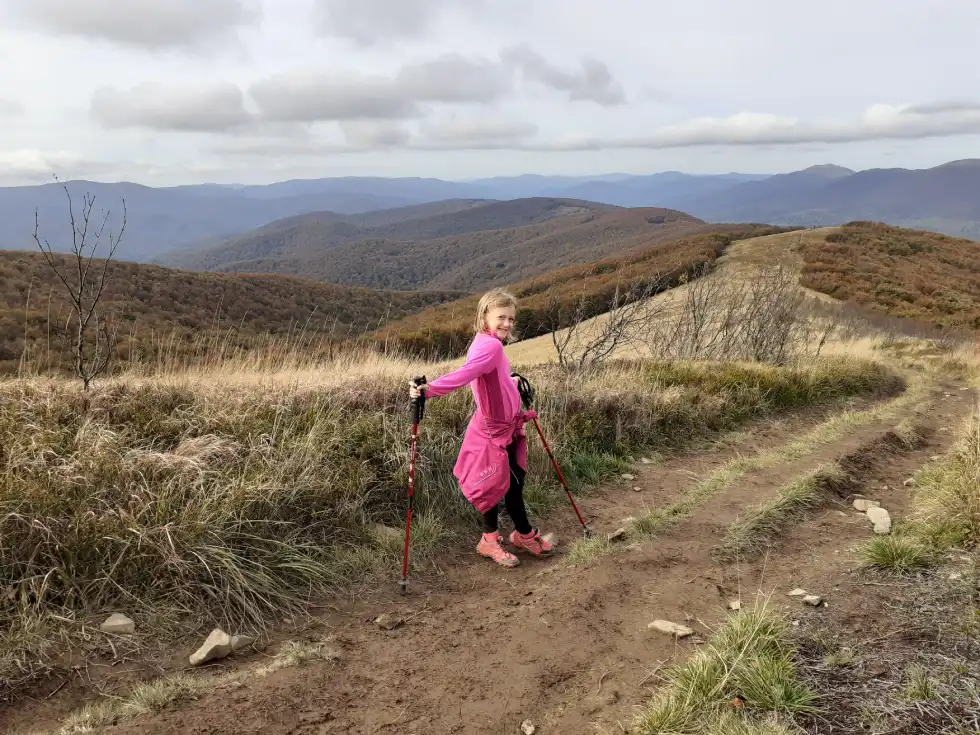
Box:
<box><xmin>4</xmin><ymin>374</ymin><xmax>973</xmax><ymax>735</ymax></box>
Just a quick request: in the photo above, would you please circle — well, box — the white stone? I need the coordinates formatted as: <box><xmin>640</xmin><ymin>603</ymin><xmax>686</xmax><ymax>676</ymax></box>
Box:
<box><xmin>230</xmin><ymin>634</ymin><xmax>255</xmax><ymax>652</ymax></box>
<box><xmin>803</xmin><ymin>595</ymin><xmax>824</xmax><ymax>607</ymax></box>
<box><xmin>99</xmin><ymin>613</ymin><xmax>135</xmax><ymax>635</ymax></box>
<box><xmin>608</xmin><ymin>528</ymin><xmax>628</xmax><ymax>542</ymax></box>
<box><xmin>621</xmin><ymin>474</ymin><xmax>636</xmax><ymax>481</ymax></box>
<box><xmin>189</xmin><ymin>628</ymin><xmax>233</xmax><ymax>666</ymax></box>
<box><xmin>728</xmin><ymin>600</ymin><xmax>742</xmax><ymax>611</ymax></box>
<box><xmin>853</xmin><ymin>498</ymin><xmax>881</xmax><ymax>512</ymax></box>
<box><xmin>521</xmin><ymin>720</ymin><xmax>536</xmax><ymax>735</ymax></box>
<box><xmin>648</xmin><ymin>620</ymin><xmax>695</xmax><ymax>638</ymax></box>
<box><xmin>866</xmin><ymin>506</ymin><xmax>891</xmax><ymax>534</ymax></box>
<box><xmin>787</xmin><ymin>588</ymin><xmax>808</xmax><ymax>597</ymax></box>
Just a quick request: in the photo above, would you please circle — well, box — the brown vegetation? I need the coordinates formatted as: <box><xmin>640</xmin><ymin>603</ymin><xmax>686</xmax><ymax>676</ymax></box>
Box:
<box><xmin>0</xmin><ymin>251</ymin><xmax>465</xmax><ymax>375</ymax></box>
<box><xmin>799</xmin><ymin>222</ymin><xmax>980</xmax><ymax>329</ymax></box>
<box><xmin>366</xmin><ymin>225</ymin><xmax>795</xmax><ymax>358</ymax></box>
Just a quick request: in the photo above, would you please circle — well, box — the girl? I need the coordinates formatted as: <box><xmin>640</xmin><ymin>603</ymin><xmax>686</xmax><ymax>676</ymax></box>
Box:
<box><xmin>409</xmin><ymin>289</ymin><xmax>554</xmax><ymax>567</ymax></box>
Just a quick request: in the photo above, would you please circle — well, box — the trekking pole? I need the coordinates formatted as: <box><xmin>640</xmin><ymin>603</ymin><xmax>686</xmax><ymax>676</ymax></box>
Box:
<box><xmin>401</xmin><ymin>375</ymin><xmax>426</xmax><ymax>595</ymax></box>
<box><xmin>512</xmin><ymin>373</ymin><xmax>594</xmax><ymax>539</ymax></box>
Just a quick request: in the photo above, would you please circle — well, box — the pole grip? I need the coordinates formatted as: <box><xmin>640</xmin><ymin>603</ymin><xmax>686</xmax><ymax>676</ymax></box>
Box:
<box><xmin>511</xmin><ymin>372</ymin><xmax>534</xmax><ymax>409</ymax></box>
<box><xmin>410</xmin><ymin>375</ymin><xmax>427</xmax><ymax>423</ymax></box>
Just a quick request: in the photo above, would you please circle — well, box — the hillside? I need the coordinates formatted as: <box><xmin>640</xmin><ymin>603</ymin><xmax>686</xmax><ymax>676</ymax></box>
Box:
<box><xmin>796</xmin><ymin>221</ymin><xmax>980</xmax><ymax>329</ymax></box>
<box><xmin>365</xmin><ymin>224</ymin><xmax>793</xmax><ymax>357</ymax></box>
<box><xmin>164</xmin><ymin>199</ymin><xmax>722</xmax><ymax>292</ymax></box>
<box><xmin>0</xmin><ymin>250</ymin><xmax>465</xmax><ymax>374</ymax></box>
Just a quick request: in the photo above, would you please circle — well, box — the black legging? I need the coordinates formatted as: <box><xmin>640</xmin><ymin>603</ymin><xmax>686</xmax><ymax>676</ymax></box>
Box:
<box><xmin>482</xmin><ymin>441</ymin><xmax>533</xmax><ymax>535</ymax></box>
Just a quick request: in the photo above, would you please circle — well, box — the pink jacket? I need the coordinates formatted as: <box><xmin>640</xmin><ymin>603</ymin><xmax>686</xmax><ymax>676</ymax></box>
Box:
<box><xmin>425</xmin><ymin>332</ymin><xmax>537</xmax><ymax>513</ymax></box>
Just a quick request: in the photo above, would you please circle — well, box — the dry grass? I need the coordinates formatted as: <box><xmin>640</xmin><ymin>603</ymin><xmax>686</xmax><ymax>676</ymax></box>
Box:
<box><xmin>0</xmin><ymin>348</ymin><xmax>897</xmax><ymax>700</ymax></box>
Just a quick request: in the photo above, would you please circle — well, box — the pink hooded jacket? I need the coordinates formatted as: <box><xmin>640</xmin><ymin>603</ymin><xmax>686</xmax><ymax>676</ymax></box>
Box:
<box><xmin>425</xmin><ymin>331</ymin><xmax>537</xmax><ymax>513</ymax></box>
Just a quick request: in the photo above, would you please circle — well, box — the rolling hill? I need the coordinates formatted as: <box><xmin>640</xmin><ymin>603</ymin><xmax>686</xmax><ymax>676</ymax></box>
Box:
<box><xmin>364</xmin><ymin>224</ymin><xmax>793</xmax><ymax>358</ymax></box>
<box><xmin>161</xmin><ymin>198</ymin><xmax>727</xmax><ymax>292</ymax></box>
<box><xmin>0</xmin><ymin>250</ymin><xmax>465</xmax><ymax>374</ymax></box>
<box><xmin>796</xmin><ymin>221</ymin><xmax>980</xmax><ymax>329</ymax></box>
<box><xmin>4</xmin><ymin>159</ymin><xmax>979</xmax><ymax>266</ymax></box>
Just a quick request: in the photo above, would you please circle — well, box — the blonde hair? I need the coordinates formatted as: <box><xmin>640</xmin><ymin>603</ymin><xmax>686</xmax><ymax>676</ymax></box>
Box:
<box><xmin>474</xmin><ymin>288</ymin><xmax>518</xmax><ymax>335</ymax></box>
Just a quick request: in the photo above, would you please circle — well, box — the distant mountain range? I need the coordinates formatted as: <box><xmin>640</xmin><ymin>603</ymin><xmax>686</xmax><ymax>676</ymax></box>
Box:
<box><xmin>2</xmin><ymin>159</ymin><xmax>979</xmax><ymax>263</ymax></box>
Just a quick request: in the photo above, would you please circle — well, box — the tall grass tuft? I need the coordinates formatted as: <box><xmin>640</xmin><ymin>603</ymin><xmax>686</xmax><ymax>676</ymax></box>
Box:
<box><xmin>633</xmin><ymin>594</ymin><xmax>816</xmax><ymax>734</ymax></box>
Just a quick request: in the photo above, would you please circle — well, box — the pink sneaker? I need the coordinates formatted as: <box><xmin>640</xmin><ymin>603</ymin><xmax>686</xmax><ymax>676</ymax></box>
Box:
<box><xmin>509</xmin><ymin>529</ymin><xmax>554</xmax><ymax>557</ymax></box>
<box><xmin>476</xmin><ymin>532</ymin><xmax>520</xmax><ymax>567</ymax></box>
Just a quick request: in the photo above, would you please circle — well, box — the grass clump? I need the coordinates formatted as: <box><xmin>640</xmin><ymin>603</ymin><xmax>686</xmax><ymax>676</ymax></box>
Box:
<box><xmin>633</xmin><ymin>595</ymin><xmax>816</xmax><ymax>734</ymax></box>
<box><xmin>860</xmin><ymin>536</ymin><xmax>937</xmax><ymax>573</ymax></box>
<box><xmin>718</xmin><ymin>464</ymin><xmax>843</xmax><ymax>560</ymax></box>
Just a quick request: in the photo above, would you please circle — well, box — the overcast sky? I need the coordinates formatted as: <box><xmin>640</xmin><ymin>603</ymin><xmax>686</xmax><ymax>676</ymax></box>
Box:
<box><xmin>1</xmin><ymin>0</ymin><xmax>979</xmax><ymax>186</ymax></box>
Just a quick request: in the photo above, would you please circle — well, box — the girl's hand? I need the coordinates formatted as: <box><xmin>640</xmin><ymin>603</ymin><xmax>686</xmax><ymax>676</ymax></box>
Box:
<box><xmin>409</xmin><ymin>381</ymin><xmax>429</xmax><ymax>399</ymax></box>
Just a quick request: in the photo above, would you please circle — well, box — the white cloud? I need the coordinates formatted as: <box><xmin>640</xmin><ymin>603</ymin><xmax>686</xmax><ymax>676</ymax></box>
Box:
<box><xmin>415</xmin><ymin>119</ymin><xmax>539</xmax><ymax>149</ymax></box>
<box><xmin>10</xmin><ymin>0</ymin><xmax>261</xmax><ymax>51</ymax></box>
<box><xmin>90</xmin><ymin>82</ymin><xmax>252</xmax><ymax>132</ymax></box>
<box><xmin>340</xmin><ymin>120</ymin><xmax>411</xmax><ymax>147</ymax></box>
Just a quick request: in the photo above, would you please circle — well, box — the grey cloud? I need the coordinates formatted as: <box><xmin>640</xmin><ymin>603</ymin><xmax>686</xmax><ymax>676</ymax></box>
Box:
<box><xmin>90</xmin><ymin>82</ymin><xmax>251</xmax><ymax>132</ymax></box>
<box><xmin>250</xmin><ymin>54</ymin><xmax>510</xmax><ymax>122</ymax></box>
<box><xmin>14</xmin><ymin>0</ymin><xmax>260</xmax><ymax>51</ymax></box>
<box><xmin>340</xmin><ymin>120</ymin><xmax>411</xmax><ymax>147</ymax></box>
<box><xmin>313</xmin><ymin>0</ymin><xmax>485</xmax><ymax>45</ymax></box>
<box><xmin>0</xmin><ymin>99</ymin><xmax>25</xmax><ymax>117</ymax></box>
<box><xmin>415</xmin><ymin>119</ymin><xmax>538</xmax><ymax>149</ymax></box>
<box><xmin>904</xmin><ymin>99</ymin><xmax>980</xmax><ymax>115</ymax></box>
<box><xmin>501</xmin><ymin>44</ymin><xmax>625</xmax><ymax>105</ymax></box>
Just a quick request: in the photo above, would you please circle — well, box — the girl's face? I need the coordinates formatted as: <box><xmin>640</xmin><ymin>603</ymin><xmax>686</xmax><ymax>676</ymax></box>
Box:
<box><xmin>485</xmin><ymin>305</ymin><xmax>516</xmax><ymax>341</ymax></box>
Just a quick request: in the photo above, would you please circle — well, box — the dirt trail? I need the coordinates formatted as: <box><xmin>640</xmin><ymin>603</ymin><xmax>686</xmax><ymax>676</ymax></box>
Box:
<box><xmin>5</xmin><ymin>376</ymin><xmax>973</xmax><ymax>735</ymax></box>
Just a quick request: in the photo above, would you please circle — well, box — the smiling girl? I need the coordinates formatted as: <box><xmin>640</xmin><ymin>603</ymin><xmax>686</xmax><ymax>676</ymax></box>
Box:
<box><xmin>409</xmin><ymin>289</ymin><xmax>553</xmax><ymax>567</ymax></box>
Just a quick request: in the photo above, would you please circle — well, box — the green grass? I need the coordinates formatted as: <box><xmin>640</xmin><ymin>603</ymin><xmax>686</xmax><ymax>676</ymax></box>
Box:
<box><xmin>858</xmin><ymin>409</ymin><xmax>980</xmax><ymax>572</ymax></box>
<box><xmin>633</xmin><ymin>595</ymin><xmax>816</xmax><ymax>734</ymax></box>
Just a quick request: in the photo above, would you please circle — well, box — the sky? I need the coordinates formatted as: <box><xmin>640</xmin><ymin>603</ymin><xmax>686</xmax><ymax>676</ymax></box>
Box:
<box><xmin>1</xmin><ymin>0</ymin><xmax>979</xmax><ymax>186</ymax></box>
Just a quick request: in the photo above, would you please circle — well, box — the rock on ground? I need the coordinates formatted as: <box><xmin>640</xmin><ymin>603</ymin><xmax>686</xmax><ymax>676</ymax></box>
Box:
<box><xmin>190</xmin><ymin>629</ymin><xmax>233</xmax><ymax>666</ymax></box>
<box><xmin>787</xmin><ymin>588</ymin><xmax>808</xmax><ymax>597</ymax></box>
<box><xmin>866</xmin><ymin>506</ymin><xmax>892</xmax><ymax>534</ymax></box>
<box><xmin>853</xmin><ymin>498</ymin><xmax>881</xmax><ymax>512</ymax></box>
<box><xmin>374</xmin><ymin>613</ymin><xmax>404</xmax><ymax>631</ymax></box>
<box><xmin>608</xmin><ymin>528</ymin><xmax>628</xmax><ymax>542</ymax></box>
<box><xmin>521</xmin><ymin>719</ymin><xmax>536</xmax><ymax>734</ymax></box>
<box><xmin>803</xmin><ymin>595</ymin><xmax>824</xmax><ymax>607</ymax></box>
<box><xmin>100</xmin><ymin>613</ymin><xmax>135</xmax><ymax>634</ymax></box>
<box><xmin>648</xmin><ymin>620</ymin><xmax>694</xmax><ymax>638</ymax></box>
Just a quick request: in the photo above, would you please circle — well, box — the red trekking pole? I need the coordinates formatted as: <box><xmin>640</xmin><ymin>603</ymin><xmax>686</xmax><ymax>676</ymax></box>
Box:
<box><xmin>400</xmin><ymin>376</ymin><xmax>426</xmax><ymax>595</ymax></box>
<box><xmin>512</xmin><ymin>373</ymin><xmax>593</xmax><ymax>539</ymax></box>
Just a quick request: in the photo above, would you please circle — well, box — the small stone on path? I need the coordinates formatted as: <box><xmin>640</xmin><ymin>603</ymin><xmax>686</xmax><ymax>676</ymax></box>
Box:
<box><xmin>866</xmin><ymin>506</ymin><xmax>891</xmax><ymax>534</ymax></box>
<box><xmin>190</xmin><ymin>628</ymin><xmax>233</xmax><ymax>666</ymax></box>
<box><xmin>803</xmin><ymin>595</ymin><xmax>824</xmax><ymax>607</ymax></box>
<box><xmin>853</xmin><ymin>498</ymin><xmax>881</xmax><ymax>512</ymax></box>
<box><xmin>521</xmin><ymin>719</ymin><xmax>536</xmax><ymax>734</ymax></box>
<box><xmin>374</xmin><ymin>613</ymin><xmax>404</xmax><ymax>631</ymax></box>
<box><xmin>633</xmin><ymin>486</ymin><xmax>642</xmax><ymax>492</ymax></box>
<box><xmin>904</xmin><ymin>478</ymin><xmax>915</xmax><ymax>487</ymax></box>
<box><xmin>621</xmin><ymin>474</ymin><xmax>636</xmax><ymax>481</ymax></box>
<box><xmin>648</xmin><ymin>620</ymin><xmax>695</xmax><ymax>638</ymax></box>
<box><xmin>230</xmin><ymin>634</ymin><xmax>255</xmax><ymax>652</ymax></box>
<box><xmin>787</xmin><ymin>588</ymin><xmax>808</xmax><ymax>597</ymax></box>
<box><xmin>99</xmin><ymin>613</ymin><xmax>135</xmax><ymax>635</ymax></box>
<box><xmin>640</xmin><ymin>457</ymin><xmax>652</xmax><ymax>464</ymax></box>
<box><xmin>728</xmin><ymin>600</ymin><xmax>742</xmax><ymax>611</ymax></box>
<box><xmin>608</xmin><ymin>528</ymin><xmax>628</xmax><ymax>542</ymax></box>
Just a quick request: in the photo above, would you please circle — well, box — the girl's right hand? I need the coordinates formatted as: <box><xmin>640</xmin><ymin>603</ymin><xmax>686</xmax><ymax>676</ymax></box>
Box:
<box><xmin>409</xmin><ymin>381</ymin><xmax>429</xmax><ymax>399</ymax></box>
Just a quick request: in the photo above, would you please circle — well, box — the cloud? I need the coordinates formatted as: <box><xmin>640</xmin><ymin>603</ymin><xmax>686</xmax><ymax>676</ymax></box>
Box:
<box><xmin>0</xmin><ymin>148</ymin><xmax>92</xmax><ymax>185</ymax></box>
<box><xmin>12</xmin><ymin>0</ymin><xmax>261</xmax><ymax>51</ymax></box>
<box><xmin>211</xmin><ymin>102</ymin><xmax>980</xmax><ymax>159</ymax></box>
<box><xmin>903</xmin><ymin>99</ymin><xmax>980</xmax><ymax>115</ymax></box>
<box><xmin>312</xmin><ymin>0</ymin><xmax>486</xmax><ymax>46</ymax></box>
<box><xmin>415</xmin><ymin>119</ymin><xmax>539</xmax><ymax>149</ymax></box>
<box><xmin>502</xmin><ymin>44</ymin><xmax>625</xmax><ymax>105</ymax></box>
<box><xmin>250</xmin><ymin>54</ymin><xmax>510</xmax><ymax>122</ymax></box>
<box><xmin>90</xmin><ymin>82</ymin><xmax>252</xmax><ymax>132</ymax></box>
<box><xmin>0</xmin><ymin>98</ymin><xmax>25</xmax><ymax>117</ymax></box>
<box><xmin>339</xmin><ymin>120</ymin><xmax>411</xmax><ymax>147</ymax></box>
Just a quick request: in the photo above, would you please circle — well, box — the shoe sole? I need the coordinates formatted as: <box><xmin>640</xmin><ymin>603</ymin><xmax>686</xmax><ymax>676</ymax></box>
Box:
<box><xmin>476</xmin><ymin>548</ymin><xmax>520</xmax><ymax>567</ymax></box>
